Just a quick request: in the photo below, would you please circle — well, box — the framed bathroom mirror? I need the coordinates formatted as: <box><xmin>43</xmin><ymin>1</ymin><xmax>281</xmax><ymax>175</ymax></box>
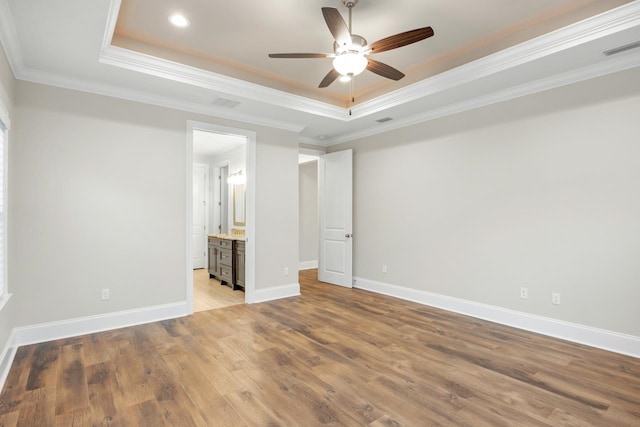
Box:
<box><xmin>233</xmin><ymin>183</ymin><xmax>246</xmax><ymax>226</ymax></box>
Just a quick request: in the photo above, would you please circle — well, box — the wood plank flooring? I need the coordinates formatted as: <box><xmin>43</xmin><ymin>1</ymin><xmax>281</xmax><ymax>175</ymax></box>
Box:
<box><xmin>1</xmin><ymin>269</ymin><xmax>639</xmax><ymax>426</ymax></box>
<box><xmin>193</xmin><ymin>269</ymin><xmax>244</xmax><ymax>312</ymax></box>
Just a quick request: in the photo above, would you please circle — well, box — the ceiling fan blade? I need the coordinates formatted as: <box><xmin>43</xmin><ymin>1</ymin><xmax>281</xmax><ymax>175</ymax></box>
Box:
<box><xmin>322</xmin><ymin>7</ymin><xmax>351</xmax><ymax>47</ymax></box>
<box><xmin>319</xmin><ymin>69</ymin><xmax>340</xmax><ymax>88</ymax></box>
<box><xmin>366</xmin><ymin>59</ymin><xmax>405</xmax><ymax>81</ymax></box>
<box><xmin>268</xmin><ymin>53</ymin><xmax>330</xmax><ymax>59</ymax></box>
<box><xmin>368</xmin><ymin>27</ymin><xmax>435</xmax><ymax>54</ymax></box>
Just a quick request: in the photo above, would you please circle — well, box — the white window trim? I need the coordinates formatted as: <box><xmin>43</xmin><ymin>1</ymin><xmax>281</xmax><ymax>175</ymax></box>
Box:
<box><xmin>0</xmin><ymin>98</ymin><xmax>9</xmax><ymax>306</ymax></box>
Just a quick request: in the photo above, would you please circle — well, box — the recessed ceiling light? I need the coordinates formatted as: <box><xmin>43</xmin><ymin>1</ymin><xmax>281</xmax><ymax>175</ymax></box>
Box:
<box><xmin>168</xmin><ymin>14</ymin><xmax>190</xmax><ymax>28</ymax></box>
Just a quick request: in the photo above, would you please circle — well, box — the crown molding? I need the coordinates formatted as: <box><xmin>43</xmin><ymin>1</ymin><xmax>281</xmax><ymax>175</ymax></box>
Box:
<box><xmin>101</xmin><ymin>0</ymin><xmax>120</xmax><ymax>50</ymax></box>
<box><xmin>100</xmin><ymin>0</ymin><xmax>347</xmax><ymax>121</ymax></box>
<box><xmin>99</xmin><ymin>45</ymin><xmax>349</xmax><ymax>121</ymax></box>
<box><xmin>352</xmin><ymin>1</ymin><xmax>640</xmax><ymax>118</ymax></box>
<box><xmin>1</xmin><ymin>0</ymin><xmax>638</xmax><ymax>144</ymax></box>
<box><xmin>99</xmin><ymin>0</ymin><xmax>640</xmax><ymax>124</ymax></box>
<box><xmin>298</xmin><ymin>136</ymin><xmax>330</xmax><ymax>148</ymax></box>
<box><xmin>328</xmin><ymin>50</ymin><xmax>640</xmax><ymax>145</ymax></box>
<box><xmin>17</xmin><ymin>67</ymin><xmax>306</xmax><ymax>133</ymax></box>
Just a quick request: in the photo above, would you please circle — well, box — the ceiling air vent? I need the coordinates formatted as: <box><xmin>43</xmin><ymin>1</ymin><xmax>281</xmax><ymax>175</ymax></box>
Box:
<box><xmin>376</xmin><ymin>117</ymin><xmax>393</xmax><ymax>123</ymax></box>
<box><xmin>603</xmin><ymin>41</ymin><xmax>640</xmax><ymax>56</ymax></box>
<box><xmin>212</xmin><ymin>98</ymin><xmax>240</xmax><ymax>108</ymax></box>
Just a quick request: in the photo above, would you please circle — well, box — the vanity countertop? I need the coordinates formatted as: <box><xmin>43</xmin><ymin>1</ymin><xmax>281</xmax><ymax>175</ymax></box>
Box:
<box><xmin>208</xmin><ymin>233</ymin><xmax>246</xmax><ymax>241</ymax></box>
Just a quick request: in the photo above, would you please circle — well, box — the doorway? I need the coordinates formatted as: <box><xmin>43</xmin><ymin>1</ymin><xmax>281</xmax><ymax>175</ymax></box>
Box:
<box><xmin>298</xmin><ymin>149</ymin><xmax>353</xmax><ymax>289</ymax></box>
<box><xmin>186</xmin><ymin>121</ymin><xmax>256</xmax><ymax>313</ymax></box>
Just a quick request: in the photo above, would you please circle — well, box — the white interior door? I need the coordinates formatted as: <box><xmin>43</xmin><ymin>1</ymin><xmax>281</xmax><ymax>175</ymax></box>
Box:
<box><xmin>318</xmin><ymin>149</ymin><xmax>353</xmax><ymax>287</ymax></box>
<box><xmin>192</xmin><ymin>164</ymin><xmax>208</xmax><ymax>269</ymax></box>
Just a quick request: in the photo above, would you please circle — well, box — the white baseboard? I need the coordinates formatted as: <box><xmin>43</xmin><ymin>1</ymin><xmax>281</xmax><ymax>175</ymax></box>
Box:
<box><xmin>298</xmin><ymin>260</ymin><xmax>318</xmax><ymax>270</ymax></box>
<box><xmin>252</xmin><ymin>283</ymin><xmax>300</xmax><ymax>304</ymax></box>
<box><xmin>0</xmin><ymin>330</ymin><xmax>17</xmax><ymax>392</ymax></box>
<box><xmin>12</xmin><ymin>302</ymin><xmax>189</xmax><ymax>347</ymax></box>
<box><xmin>354</xmin><ymin>277</ymin><xmax>640</xmax><ymax>358</ymax></box>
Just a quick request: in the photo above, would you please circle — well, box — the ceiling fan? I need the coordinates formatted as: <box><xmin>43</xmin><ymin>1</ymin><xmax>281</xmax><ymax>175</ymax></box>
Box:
<box><xmin>268</xmin><ymin>0</ymin><xmax>435</xmax><ymax>91</ymax></box>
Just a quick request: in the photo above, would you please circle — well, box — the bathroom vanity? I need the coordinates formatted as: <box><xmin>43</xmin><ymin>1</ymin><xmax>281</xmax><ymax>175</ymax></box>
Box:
<box><xmin>208</xmin><ymin>234</ymin><xmax>245</xmax><ymax>291</ymax></box>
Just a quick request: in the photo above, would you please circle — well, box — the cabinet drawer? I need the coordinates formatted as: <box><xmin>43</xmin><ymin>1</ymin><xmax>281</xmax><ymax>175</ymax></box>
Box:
<box><xmin>218</xmin><ymin>239</ymin><xmax>233</xmax><ymax>249</ymax></box>
<box><xmin>235</xmin><ymin>241</ymin><xmax>245</xmax><ymax>252</ymax></box>
<box><xmin>219</xmin><ymin>248</ymin><xmax>233</xmax><ymax>266</ymax></box>
<box><xmin>219</xmin><ymin>265</ymin><xmax>233</xmax><ymax>282</ymax></box>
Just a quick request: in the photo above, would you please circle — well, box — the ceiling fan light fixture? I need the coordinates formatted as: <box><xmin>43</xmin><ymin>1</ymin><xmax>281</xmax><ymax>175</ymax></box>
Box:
<box><xmin>333</xmin><ymin>53</ymin><xmax>368</xmax><ymax>76</ymax></box>
<box><xmin>339</xmin><ymin>75</ymin><xmax>352</xmax><ymax>83</ymax></box>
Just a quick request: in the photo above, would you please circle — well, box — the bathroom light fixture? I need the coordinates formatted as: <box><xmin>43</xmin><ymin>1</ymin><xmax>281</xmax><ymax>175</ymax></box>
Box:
<box><xmin>168</xmin><ymin>14</ymin><xmax>190</xmax><ymax>28</ymax></box>
<box><xmin>227</xmin><ymin>170</ymin><xmax>246</xmax><ymax>185</ymax></box>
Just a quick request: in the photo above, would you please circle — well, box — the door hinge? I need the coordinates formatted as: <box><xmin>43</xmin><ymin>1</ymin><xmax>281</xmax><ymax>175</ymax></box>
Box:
<box><xmin>218</xmin><ymin>175</ymin><xmax>221</xmax><ymax>180</ymax></box>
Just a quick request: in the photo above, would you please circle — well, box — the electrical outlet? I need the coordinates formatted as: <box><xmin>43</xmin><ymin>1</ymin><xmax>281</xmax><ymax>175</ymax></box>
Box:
<box><xmin>382</xmin><ymin>264</ymin><xmax>388</xmax><ymax>274</ymax></box>
<box><xmin>283</xmin><ymin>267</ymin><xmax>289</xmax><ymax>276</ymax></box>
<box><xmin>520</xmin><ymin>287</ymin><xmax>528</xmax><ymax>299</ymax></box>
<box><xmin>101</xmin><ymin>288</ymin><xmax>110</xmax><ymax>301</ymax></box>
<box><xmin>552</xmin><ymin>292</ymin><xmax>561</xmax><ymax>305</ymax></box>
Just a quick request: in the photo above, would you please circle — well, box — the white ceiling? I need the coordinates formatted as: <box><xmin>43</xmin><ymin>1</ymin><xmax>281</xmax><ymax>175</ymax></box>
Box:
<box><xmin>1</xmin><ymin>0</ymin><xmax>639</xmax><ymax>147</ymax></box>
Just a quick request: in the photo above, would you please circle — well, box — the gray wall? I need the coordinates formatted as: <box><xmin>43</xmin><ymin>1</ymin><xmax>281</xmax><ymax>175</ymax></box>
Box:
<box><xmin>330</xmin><ymin>68</ymin><xmax>640</xmax><ymax>337</ymax></box>
<box><xmin>8</xmin><ymin>80</ymin><xmax>299</xmax><ymax>327</ymax></box>
<box><xmin>299</xmin><ymin>160</ymin><xmax>318</xmax><ymax>265</ymax></box>
<box><xmin>255</xmin><ymin>131</ymin><xmax>299</xmax><ymax>288</ymax></box>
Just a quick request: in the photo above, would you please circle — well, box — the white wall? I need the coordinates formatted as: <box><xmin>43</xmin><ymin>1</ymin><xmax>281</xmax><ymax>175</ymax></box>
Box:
<box><xmin>299</xmin><ymin>160</ymin><xmax>318</xmax><ymax>266</ymax></box>
<box><xmin>330</xmin><ymin>68</ymin><xmax>640</xmax><ymax>338</ymax></box>
<box><xmin>8</xmin><ymin>81</ymin><xmax>299</xmax><ymax>327</ymax></box>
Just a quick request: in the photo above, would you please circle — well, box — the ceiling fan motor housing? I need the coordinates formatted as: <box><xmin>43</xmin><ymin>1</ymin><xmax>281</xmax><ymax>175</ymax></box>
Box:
<box><xmin>342</xmin><ymin>0</ymin><xmax>359</xmax><ymax>8</ymax></box>
<box><xmin>334</xmin><ymin>34</ymin><xmax>367</xmax><ymax>53</ymax></box>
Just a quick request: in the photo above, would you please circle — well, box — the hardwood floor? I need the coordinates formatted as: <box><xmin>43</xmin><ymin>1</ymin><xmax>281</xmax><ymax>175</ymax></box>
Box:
<box><xmin>1</xmin><ymin>269</ymin><xmax>639</xmax><ymax>426</ymax></box>
<box><xmin>193</xmin><ymin>268</ymin><xmax>244</xmax><ymax>312</ymax></box>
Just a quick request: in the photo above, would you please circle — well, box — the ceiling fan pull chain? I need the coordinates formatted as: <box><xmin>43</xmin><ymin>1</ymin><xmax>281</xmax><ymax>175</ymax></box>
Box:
<box><xmin>348</xmin><ymin>77</ymin><xmax>354</xmax><ymax>116</ymax></box>
<box><xmin>351</xmin><ymin>77</ymin><xmax>355</xmax><ymax>104</ymax></box>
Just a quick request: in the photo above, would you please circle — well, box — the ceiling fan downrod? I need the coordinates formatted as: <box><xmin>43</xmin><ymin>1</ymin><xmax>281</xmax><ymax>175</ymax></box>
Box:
<box><xmin>342</xmin><ymin>0</ymin><xmax>358</xmax><ymax>33</ymax></box>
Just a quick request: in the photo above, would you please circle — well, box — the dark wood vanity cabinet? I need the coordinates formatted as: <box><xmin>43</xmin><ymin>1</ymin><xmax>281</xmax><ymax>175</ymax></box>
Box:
<box><xmin>208</xmin><ymin>236</ymin><xmax>245</xmax><ymax>291</ymax></box>
<box><xmin>207</xmin><ymin>238</ymin><xmax>219</xmax><ymax>278</ymax></box>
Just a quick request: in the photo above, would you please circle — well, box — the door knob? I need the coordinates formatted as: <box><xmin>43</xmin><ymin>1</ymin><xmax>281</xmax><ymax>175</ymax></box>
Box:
<box><xmin>345</xmin><ymin>233</ymin><xmax>352</xmax><ymax>238</ymax></box>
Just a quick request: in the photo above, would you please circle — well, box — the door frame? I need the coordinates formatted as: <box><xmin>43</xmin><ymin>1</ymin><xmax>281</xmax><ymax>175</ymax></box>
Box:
<box><xmin>185</xmin><ymin>120</ymin><xmax>256</xmax><ymax>312</ymax></box>
<box><xmin>192</xmin><ymin>163</ymin><xmax>209</xmax><ymax>269</ymax></box>
<box><xmin>210</xmin><ymin>160</ymin><xmax>231</xmax><ymax>233</ymax></box>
